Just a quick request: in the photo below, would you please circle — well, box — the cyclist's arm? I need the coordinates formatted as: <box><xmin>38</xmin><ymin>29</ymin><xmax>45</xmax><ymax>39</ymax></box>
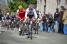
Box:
<box><xmin>25</xmin><ymin>8</ymin><xmax>29</xmax><ymax>19</ymax></box>
<box><xmin>33</xmin><ymin>9</ymin><xmax>37</xmax><ymax>19</ymax></box>
<box><xmin>25</xmin><ymin>8</ymin><xmax>29</xmax><ymax>21</ymax></box>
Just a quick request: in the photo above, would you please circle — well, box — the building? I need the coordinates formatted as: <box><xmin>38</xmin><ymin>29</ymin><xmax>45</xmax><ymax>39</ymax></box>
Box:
<box><xmin>0</xmin><ymin>0</ymin><xmax>13</xmax><ymax>6</ymax></box>
<box><xmin>0</xmin><ymin>0</ymin><xmax>13</xmax><ymax>9</ymax></box>
<box><xmin>37</xmin><ymin>0</ymin><xmax>45</xmax><ymax>14</ymax></box>
<box><xmin>37</xmin><ymin>0</ymin><xmax>67</xmax><ymax>16</ymax></box>
<box><xmin>0</xmin><ymin>0</ymin><xmax>13</xmax><ymax>13</ymax></box>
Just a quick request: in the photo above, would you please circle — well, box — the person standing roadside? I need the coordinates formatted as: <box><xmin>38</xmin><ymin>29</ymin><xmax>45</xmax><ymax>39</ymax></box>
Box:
<box><xmin>59</xmin><ymin>6</ymin><xmax>65</xmax><ymax>33</ymax></box>
<box><xmin>62</xmin><ymin>8</ymin><xmax>67</xmax><ymax>35</ymax></box>
<box><xmin>42</xmin><ymin>14</ymin><xmax>47</xmax><ymax>32</ymax></box>
<box><xmin>0</xmin><ymin>9</ymin><xmax>3</xmax><ymax>21</ymax></box>
<box><xmin>54</xmin><ymin>8</ymin><xmax>60</xmax><ymax>33</ymax></box>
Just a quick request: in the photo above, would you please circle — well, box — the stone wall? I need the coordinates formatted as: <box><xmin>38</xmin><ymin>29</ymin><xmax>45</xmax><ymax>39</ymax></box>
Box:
<box><xmin>37</xmin><ymin>0</ymin><xmax>45</xmax><ymax>14</ymax></box>
<box><xmin>37</xmin><ymin>0</ymin><xmax>67</xmax><ymax>16</ymax></box>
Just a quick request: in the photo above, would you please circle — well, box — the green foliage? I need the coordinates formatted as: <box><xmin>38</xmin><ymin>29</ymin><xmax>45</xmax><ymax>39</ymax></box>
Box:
<box><xmin>26</xmin><ymin>0</ymin><xmax>37</xmax><ymax>4</ymax></box>
<box><xmin>22</xmin><ymin>2</ymin><xmax>28</xmax><ymax>8</ymax></box>
<box><xmin>8</xmin><ymin>0</ymin><xmax>37</xmax><ymax>12</ymax></box>
<box><xmin>8</xmin><ymin>0</ymin><xmax>27</xmax><ymax>12</ymax></box>
<box><xmin>8</xmin><ymin>1</ymin><xmax>18</xmax><ymax>12</ymax></box>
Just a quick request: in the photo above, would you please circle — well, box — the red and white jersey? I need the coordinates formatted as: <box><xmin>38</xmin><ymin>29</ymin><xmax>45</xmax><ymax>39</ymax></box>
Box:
<box><xmin>17</xmin><ymin>8</ymin><xmax>26</xmax><ymax>21</ymax></box>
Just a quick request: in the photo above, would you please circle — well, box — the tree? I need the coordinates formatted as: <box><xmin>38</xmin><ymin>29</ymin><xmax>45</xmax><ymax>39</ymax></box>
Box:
<box><xmin>8</xmin><ymin>0</ymin><xmax>37</xmax><ymax>12</ymax></box>
<box><xmin>8</xmin><ymin>0</ymin><xmax>27</xmax><ymax>12</ymax></box>
<box><xmin>26</xmin><ymin>0</ymin><xmax>37</xmax><ymax>4</ymax></box>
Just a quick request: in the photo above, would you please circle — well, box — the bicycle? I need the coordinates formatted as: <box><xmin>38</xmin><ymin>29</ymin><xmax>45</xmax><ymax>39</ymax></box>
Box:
<box><xmin>27</xmin><ymin>17</ymin><xmax>36</xmax><ymax>40</ymax></box>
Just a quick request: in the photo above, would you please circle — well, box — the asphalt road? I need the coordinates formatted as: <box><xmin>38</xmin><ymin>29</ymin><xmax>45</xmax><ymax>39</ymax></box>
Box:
<box><xmin>0</xmin><ymin>28</ymin><xmax>67</xmax><ymax>44</ymax></box>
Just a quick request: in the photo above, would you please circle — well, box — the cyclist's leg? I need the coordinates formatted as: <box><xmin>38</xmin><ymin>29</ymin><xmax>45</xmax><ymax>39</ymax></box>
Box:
<box><xmin>22</xmin><ymin>22</ymin><xmax>25</xmax><ymax>36</ymax></box>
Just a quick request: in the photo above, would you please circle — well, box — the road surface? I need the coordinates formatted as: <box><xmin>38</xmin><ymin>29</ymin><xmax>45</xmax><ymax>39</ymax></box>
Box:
<box><xmin>0</xmin><ymin>28</ymin><xmax>67</xmax><ymax>44</ymax></box>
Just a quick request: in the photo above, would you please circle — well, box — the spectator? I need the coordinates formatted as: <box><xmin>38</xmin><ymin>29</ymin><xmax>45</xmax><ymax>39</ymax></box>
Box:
<box><xmin>6</xmin><ymin>12</ymin><xmax>10</xmax><ymax>20</ymax></box>
<box><xmin>47</xmin><ymin>13</ymin><xmax>53</xmax><ymax>32</ymax></box>
<box><xmin>54</xmin><ymin>8</ymin><xmax>60</xmax><ymax>32</ymax></box>
<box><xmin>0</xmin><ymin>9</ymin><xmax>3</xmax><ymax>21</ymax></box>
<box><xmin>59</xmin><ymin>6</ymin><xmax>65</xmax><ymax>33</ymax></box>
<box><xmin>39</xmin><ymin>13</ymin><xmax>43</xmax><ymax>32</ymax></box>
<box><xmin>42</xmin><ymin>14</ymin><xmax>47</xmax><ymax>32</ymax></box>
<box><xmin>35</xmin><ymin>10</ymin><xmax>40</xmax><ymax>34</ymax></box>
<box><xmin>37</xmin><ymin>11</ymin><xmax>43</xmax><ymax>32</ymax></box>
<box><xmin>62</xmin><ymin>7</ymin><xmax>67</xmax><ymax>34</ymax></box>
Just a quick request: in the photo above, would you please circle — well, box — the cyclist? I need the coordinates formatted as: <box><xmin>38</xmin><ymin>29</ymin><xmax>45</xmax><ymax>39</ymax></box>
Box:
<box><xmin>25</xmin><ymin>4</ymin><xmax>37</xmax><ymax>39</ymax></box>
<box><xmin>17</xmin><ymin>5</ymin><xmax>26</xmax><ymax>36</ymax></box>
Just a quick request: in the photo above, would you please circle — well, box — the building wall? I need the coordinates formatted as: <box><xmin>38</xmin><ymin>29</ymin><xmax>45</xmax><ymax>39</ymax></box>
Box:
<box><xmin>0</xmin><ymin>0</ymin><xmax>9</xmax><ymax>6</ymax></box>
<box><xmin>58</xmin><ymin>0</ymin><xmax>67</xmax><ymax>10</ymax></box>
<box><xmin>45</xmin><ymin>0</ymin><xmax>57</xmax><ymax>16</ymax></box>
<box><xmin>37</xmin><ymin>0</ymin><xmax>67</xmax><ymax>16</ymax></box>
<box><xmin>37</xmin><ymin>0</ymin><xmax>45</xmax><ymax>14</ymax></box>
<box><xmin>0</xmin><ymin>0</ymin><xmax>12</xmax><ymax>14</ymax></box>
<box><xmin>0</xmin><ymin>0</ymin><xmax>13</xmax><ymax>8</ymax></box>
